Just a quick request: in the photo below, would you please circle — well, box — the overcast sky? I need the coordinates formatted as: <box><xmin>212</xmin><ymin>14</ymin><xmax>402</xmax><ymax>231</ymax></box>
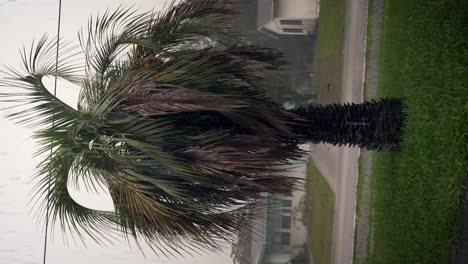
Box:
<box><xmin>0</xmin><ymin>0</ymin><xmax>233</xmax><ymax>263</ymax></box>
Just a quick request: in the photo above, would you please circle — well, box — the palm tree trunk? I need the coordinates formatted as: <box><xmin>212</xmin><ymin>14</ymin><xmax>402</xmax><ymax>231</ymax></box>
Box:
<box><xmin>287</xmin><ymin>98</ymin><xmax>404</xmax><ymax>151</ymax></box>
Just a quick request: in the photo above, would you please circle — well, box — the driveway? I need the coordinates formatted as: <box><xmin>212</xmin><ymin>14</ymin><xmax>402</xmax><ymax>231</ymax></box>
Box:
<box><xmin>310</xmin><ymin>0</ymin><xmax>368</xmax><ymax>263</ymax></box>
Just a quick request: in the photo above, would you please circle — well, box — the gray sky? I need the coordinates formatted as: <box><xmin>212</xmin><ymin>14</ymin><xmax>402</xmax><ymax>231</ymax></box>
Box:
<box><xmin>0</xmin><ymin>0</ymin><xmax>233</xmax><ymax>263</ymax></box>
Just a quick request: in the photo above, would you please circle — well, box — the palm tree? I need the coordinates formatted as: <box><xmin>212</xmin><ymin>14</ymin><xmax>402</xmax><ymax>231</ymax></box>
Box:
<box><xmin>0</xmin><ymin>0</ymin><xmax>403</xmax><ymax>255</ymax></box>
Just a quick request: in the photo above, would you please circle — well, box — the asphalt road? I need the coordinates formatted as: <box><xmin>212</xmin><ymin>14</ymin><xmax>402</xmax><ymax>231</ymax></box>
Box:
<box><xmin>310</xmin><ymin>0</ymin><xmax>368</xmax><ymax>263</ymax></box>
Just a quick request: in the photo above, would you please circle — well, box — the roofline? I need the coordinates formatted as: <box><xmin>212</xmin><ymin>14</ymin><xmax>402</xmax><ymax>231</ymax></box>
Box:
<box><xmin>257</xmin><ymin>27</ymin><xmax>280</xmax><ymax>39</ymax></box>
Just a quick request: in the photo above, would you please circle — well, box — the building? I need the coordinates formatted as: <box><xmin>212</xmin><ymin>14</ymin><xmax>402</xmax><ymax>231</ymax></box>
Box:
<box><xmin>227</xmin><ymin>0</ymin><xmax>317</xmax><ymax>103</ymax></box>
<box><xmin>247</xmin><ymin>145</ymin><xmax>310</xmax><ymax>264</ymax></box>
<box><xmin>257</xmin><ymin>0</ymin><xmax>320</xmax><ymax>37</ymax></box>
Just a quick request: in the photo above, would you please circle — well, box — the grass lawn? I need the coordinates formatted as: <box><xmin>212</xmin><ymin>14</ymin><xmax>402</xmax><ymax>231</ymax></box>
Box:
<box><xmin>303</xmin><ymin>160</ymin><xmax>335</xmax><ymax>264</ymax></box>
<box><xmin>312</xmin><ymin>0</ymin><xmax>346</xmax><ymax>103</ymax></box>
<box><xmin>369</xmin><ymin>0</ymin><xmax>468</xmax><ymax>262</ymax></box>
<box><xmin>303</xmin><ymin>0</ymin><xmax>348</xmax><ymax>262</ymax></box>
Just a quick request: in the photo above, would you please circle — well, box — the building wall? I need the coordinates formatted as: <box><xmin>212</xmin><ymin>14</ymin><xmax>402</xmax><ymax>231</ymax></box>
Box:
<box><xmin>260</xmin><ymin>0</ymin><xmax>319</xmax><ymax>35</ymax></box>
<box><xmin>266</xmin><ymin>145</ymin><xmax>309</xmax><ymax>251</ymax></box>
<box><xmin>274</xmin><ymin>0</ymin><xmax>319</xmax><ymax>19</ymax></box>
<box><xmin>247</xmin><ymin>145</ymin><xmax>310</xmax><ymax>264</ymax></box>
<box><xmin>271</xmin><ymin>164</ymin><xmax>308</xmax><ymax>249</ymax></box>
<box><xmin>230</xmin><ymin>0</ymin><xmax>317</xmax><ymax>101</ymax></box>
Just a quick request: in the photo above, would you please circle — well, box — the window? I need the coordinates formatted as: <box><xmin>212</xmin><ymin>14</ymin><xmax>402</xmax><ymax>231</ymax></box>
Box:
<box><xmin>273</xmin><ymin>232</ymin><xmax>291</xmax><ymax>245</ymax></box>
<box><xmin>281</xmin><ymin>199</ymin><xmax>292</xmax><ymax>208</ymax></box>
<box><xmin>283</xmin><ymin>28</ymin><xmax>304</xmax><ymax>33</ymax></box>
<box><xmin>280</xmin><ymin>19</ymin><xmax>302</xmax><ymax>25</ymax></box>
<box><xmin>281</xmin><ymin>215</ymin><xmax>291</xmax><ymax>229</ymax></box>
<box><xmin>280</xmin><ymin>232</ymin><xmax>291</xmax><ymax>245</ymax></box>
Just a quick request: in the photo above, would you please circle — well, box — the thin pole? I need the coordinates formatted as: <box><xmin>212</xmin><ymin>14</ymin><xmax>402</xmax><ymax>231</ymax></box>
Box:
<box><xmin>43</xmin><ymin>0</ymin><xmax>62</xmax><ymax>263</ymax></box>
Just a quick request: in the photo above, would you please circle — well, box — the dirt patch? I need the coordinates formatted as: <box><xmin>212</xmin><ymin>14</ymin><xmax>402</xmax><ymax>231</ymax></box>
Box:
<box><xmin>363</xmin><ymin>0</ymin><xmax>384</xmax><ymax>99</ymax></box>
<box><xmin>354</xmin><ymin>151</ymin><xmax>373</xmax><ymax>264</ymax></box>
<box><xmin>353</xmin><ymin>0</ymin><xmax>384</xmax><ymax>263</ymax></box>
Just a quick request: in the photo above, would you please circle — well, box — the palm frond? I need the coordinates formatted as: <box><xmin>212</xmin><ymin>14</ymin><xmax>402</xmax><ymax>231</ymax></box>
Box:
<box><xmin>30</xmin><ymin>134</ymin><xmax>117</xmax><ymax>245</ymax></box>
<box><xmin>0</xmin><ymin>0</ymin><xmax>306</xmax><ymax>256</ymax></box>
<box><xmin>122</xmin><ymin>81</ymin><xmax>247</xmax><ymax>116</ymax></box>
<box><xmin>0</xmin><ymin>35</ymin><xmax>81</xmax><ymax>128</ymax></box>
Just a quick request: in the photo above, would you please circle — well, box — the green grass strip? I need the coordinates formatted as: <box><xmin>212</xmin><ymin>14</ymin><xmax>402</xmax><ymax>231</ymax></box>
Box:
<box><xmin>304</xmin><ymin>160</ymin><xmax>336</xmax><ymax>264</ymax></box>
<box><xmin>370</xmin><ymin>0</ymin><xmax>468</xmax><ymax>262</ymax></box>
<box><xmin>312</xmin><ymin>0</ymin><xmax>347</xmax><ymax>103</ymax></box>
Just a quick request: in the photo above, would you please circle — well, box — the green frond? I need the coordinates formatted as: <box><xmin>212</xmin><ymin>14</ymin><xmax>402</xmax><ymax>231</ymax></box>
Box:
<box><xmin>0</xmin><ymin>0</ymin><xmax>306</xmax><ymax>256</ymax></box>
<box><xmin>30</xmin><ymin>139</ymin><xmax>118</xmax><ymax>245</ymax></box>
<box><xmin>0</xmin><ymin>35</ymin><xmax>81</xmax><ymax>128</ymax></box>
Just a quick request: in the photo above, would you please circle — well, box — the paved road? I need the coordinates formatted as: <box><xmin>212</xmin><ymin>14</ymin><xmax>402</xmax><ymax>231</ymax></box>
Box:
<box><xmin>310</xmin><ymin>0</ymin><xmax>368</xmax><ymax>263</ymax></box>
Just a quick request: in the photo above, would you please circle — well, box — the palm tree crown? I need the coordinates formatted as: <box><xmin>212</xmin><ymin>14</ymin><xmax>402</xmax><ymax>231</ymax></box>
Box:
<box><xmin>0</xmin><ymin>0</ymin><xmax>403</xmax><ymax>255</ymax></box>
<box><xmin>0</xmin><ymin>0</ymin><xmax>309</xmax><ymax>254</ymax></box>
